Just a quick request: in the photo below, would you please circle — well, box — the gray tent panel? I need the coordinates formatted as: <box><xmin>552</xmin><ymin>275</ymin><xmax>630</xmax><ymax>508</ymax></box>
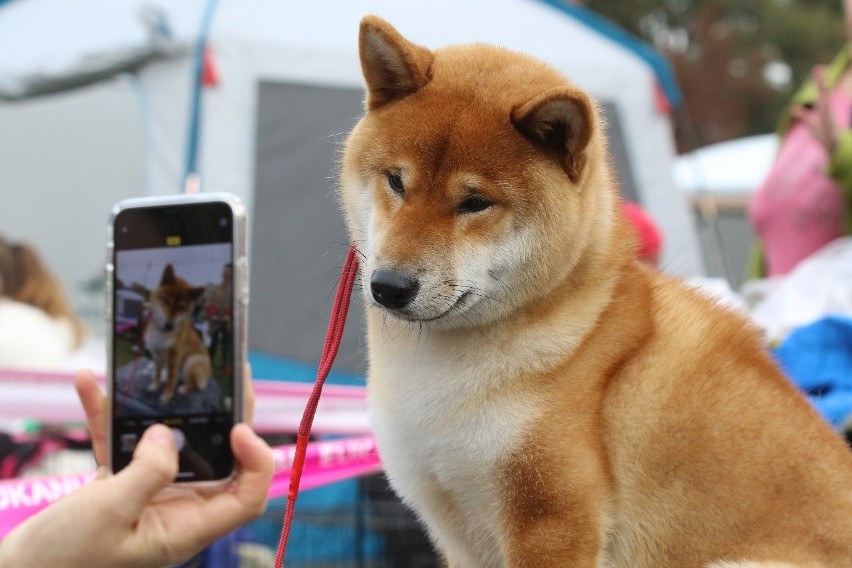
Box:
<box><xmin>251</xmin><ymin>81</ymin><xmax>367</xmax><ymax>375</ymax></box>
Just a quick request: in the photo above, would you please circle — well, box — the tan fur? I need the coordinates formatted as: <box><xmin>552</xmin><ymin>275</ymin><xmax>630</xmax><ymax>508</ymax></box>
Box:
<box><xmin>339</xmin><ymin>16</ymin><xmax>852</xmax><ymax>568</ymax></box>
<box><xmin>144</xmin><ymin>263</ymin><xmax>211</xmax><ymax>404</ymax></box>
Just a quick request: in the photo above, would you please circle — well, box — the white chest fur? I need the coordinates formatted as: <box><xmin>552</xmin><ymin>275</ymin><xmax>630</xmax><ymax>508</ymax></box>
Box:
<box><xmin>144</xmin><ymin>324</ymin><xmax>172</xmax><ymax>359</ymax></box>
<box><xmin>367</xmin><ymin>324</ymin><xmax>547</xmax><ymax>565</ymax></box>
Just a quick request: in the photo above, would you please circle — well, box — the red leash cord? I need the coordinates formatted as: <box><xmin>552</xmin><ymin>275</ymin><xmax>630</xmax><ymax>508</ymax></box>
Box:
<box><xmin>273</xmin><ymin>245</ymin><xmax>359</xmax><ymax>567</ymax></box>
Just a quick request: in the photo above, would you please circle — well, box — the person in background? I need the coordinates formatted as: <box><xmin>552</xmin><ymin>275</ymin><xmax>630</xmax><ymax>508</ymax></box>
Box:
<box><xmin>206</xmin><ymin>262</ymin><xmax>233</xmax><ymax>373</ymax></box>
<box><xmin>622</xmin><ymin>201</ymin><xmax>663</xmax><ymax>267</ymax></box>
<box><xmin>0</xmin><ymin>236</ymin><xmax>80</xmax><ymax>369</ymax></box>
<box><xmin>9</xmin><ymin>241</ymin><xmax>86</xmax><ymax>348</ymax></box>
<box><xmin>748</xmin><ymin>0</ymin><xmax>852</xmax><ymax>278</ymax></box>
<box><xmin>0</xmin><ymin>370</ymin><xmax>274</xmax><ymax>568</ymax></box>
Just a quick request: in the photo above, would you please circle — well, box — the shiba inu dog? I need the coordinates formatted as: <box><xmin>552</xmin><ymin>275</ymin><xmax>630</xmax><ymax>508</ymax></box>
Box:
<box><xmin>339</xmin><ymin>16</ymin><xmax>852</xmax><ymax>568</ymax></box>
<box><xmin>144</xmin><ymin>263</ymin><xmax>211</xmax><ymax>404</ymax></box>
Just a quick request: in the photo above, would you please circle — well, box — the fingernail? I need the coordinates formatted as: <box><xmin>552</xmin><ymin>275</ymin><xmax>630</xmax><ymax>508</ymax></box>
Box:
<box><xmin>146</xmin><ymin>424</ymin><xmax>175</xmax><ymax>450</ymax></box>
<box><xmin>240</xmin><ymin>423</ymin><xmax>261</xmax><ymax>442</ymax></box>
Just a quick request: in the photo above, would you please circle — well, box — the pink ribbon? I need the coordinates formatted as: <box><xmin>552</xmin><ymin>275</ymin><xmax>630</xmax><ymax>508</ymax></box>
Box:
<box><xmin>0</xmin><ymin>434</ymin><xmax>381</xmax><ymax>539</ymax></box>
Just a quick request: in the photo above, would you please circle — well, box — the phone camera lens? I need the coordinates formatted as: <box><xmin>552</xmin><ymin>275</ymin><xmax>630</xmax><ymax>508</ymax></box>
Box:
<box><xmin>121</xmin><ymin>226</ymin><xmax>128</xmax><ymax>234</ymax></box>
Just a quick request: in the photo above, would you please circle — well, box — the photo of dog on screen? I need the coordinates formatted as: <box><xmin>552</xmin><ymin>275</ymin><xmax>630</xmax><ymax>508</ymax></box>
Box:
<box><xmin>113</xmin><ymin>244</ymin><xmax>233</xmax><ymax>417</ymax></box>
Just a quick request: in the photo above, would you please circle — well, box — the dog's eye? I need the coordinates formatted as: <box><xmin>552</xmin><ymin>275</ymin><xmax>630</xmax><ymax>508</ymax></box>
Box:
<box><xmin>458</xmin><ymin>195</ymin><xmax>493</xmax><ymax>214</ymax></box>
<box><xmin>386</xmin><ymin>172</ymin><xmax>405</xmax><ymax>196</ymax></box>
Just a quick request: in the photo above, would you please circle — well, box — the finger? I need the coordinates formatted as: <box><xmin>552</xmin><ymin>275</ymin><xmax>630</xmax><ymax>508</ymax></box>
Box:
<box><xmin>224</xmin><ymin>424</ymin><xmax>272</xmax><ymax>517</ymax></box>
<box><xmin>792</xmin><ymin>106</ymin><xmax>820</xmax><ymax>134</ymax></box>
<box><xmin>74</xmin><ymin>370</ymin><xmax>108</xmax><ymax>467</ymax></box>
<box><xmin>109</xmin><ymin>424</ymin><xmax>179</xmax><ymax>518</ymax></box>
<box><xmin>813</xmin><ymin>65</ymin><xmax>827</xmax><ymax>90</ymax></box>
<box><xmin>192</xmin><ymin>425</ymin><xmax>273</xmax><ymax>535</ymax></box>
<box><xmin>229</xmin><ymin>423</ymin><xmax>274</xmax><ymax>511</ymax></box>
<box><xmin>791</xmin><ymin>106</ymin><xmax>812</xmax><ymax>124</ymax></box>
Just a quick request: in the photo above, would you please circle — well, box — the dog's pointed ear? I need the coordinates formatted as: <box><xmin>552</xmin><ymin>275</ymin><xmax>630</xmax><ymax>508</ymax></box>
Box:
<box><xmin>160</xmin><ymin>264</ymin><xmax>176</xmax><ymax>286</ymax></box>
<box><xmin>512</xmin><ymin>88</ymin><xmax>594</xmax><ymax>183</ymax></box>
<box><xmin>359</xmin><ymin>15</ymin><xmax>433</xmax><ymax>110</ymax></box>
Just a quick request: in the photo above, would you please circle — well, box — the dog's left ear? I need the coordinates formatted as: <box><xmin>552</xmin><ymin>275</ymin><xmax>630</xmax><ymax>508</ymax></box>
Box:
<box><xmin>512</xmin><ymin>88</ymin><xmax>594</xmax><ymax>183</ymax></box>
<box><xmin>359</xmin><ymin>15</ymin><xmax>434</xmax><ymax>110</ymax></box>
<box><xmin>160</xmin><ymin>263</ymin><xmax>177</xmax><ymax>286</ymax></box>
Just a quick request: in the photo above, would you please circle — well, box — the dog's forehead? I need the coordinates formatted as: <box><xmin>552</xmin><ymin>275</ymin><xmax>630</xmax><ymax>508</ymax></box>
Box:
<box><xmin>369</xmin><ymin>92</ymin><xmax>517</xmax><ymax>170</ymax></box>
<box><xmin>430</xmin><ymin>43</ymin><xmax>570</xmax><ymax>97</ymax></box>
<box><xmin>372</xmin><ymin>105</ymin><xmax>521</xmax><ymax>189</ymax></box>
<box><xmin>364</xmin><ymin>44</ymin><xmax>575</xmax><ymax>170</ymax></box>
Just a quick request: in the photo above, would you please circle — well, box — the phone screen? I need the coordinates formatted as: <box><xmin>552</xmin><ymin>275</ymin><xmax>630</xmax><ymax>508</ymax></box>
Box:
<box><xmin>110</xmin><ymin>200</ymin><xmax>239</xmax><ymax>482</ymax></box>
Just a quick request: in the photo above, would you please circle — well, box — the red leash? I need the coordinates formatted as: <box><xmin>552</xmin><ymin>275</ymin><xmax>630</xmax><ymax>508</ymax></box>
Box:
<box><xmin>273</xmin><ymin>245</ymin><xmax>359</xmax><ymax>567</ymax></box>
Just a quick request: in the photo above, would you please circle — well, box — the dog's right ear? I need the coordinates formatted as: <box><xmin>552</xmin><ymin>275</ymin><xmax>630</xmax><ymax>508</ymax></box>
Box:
<box><xmin>512</xmin><ymin>87</ymin><xmax>594</xmax><ymax>183</ymax></box>
<box><xmin>359</xmin><ymin>15</ymin><xmax>434</xmax><ymax>110</ymax></box>
<box><xmin>160</xmin><ymin>263</ymin><xmax>176</xmax><ymax>286</ymax></box>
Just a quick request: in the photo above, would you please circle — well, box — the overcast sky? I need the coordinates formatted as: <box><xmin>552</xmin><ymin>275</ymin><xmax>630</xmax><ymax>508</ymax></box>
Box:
<box><xmin>116</xmin><ymin>243</ymin><xmax>231</xmax><ymax>289</ymax></box>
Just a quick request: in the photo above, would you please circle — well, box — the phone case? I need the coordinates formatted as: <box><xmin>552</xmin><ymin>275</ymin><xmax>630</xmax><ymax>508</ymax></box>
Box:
<box><xmin>105</xmin><ymin>193</ymin><xmax>248</xmax><ymax>488</ymax></box>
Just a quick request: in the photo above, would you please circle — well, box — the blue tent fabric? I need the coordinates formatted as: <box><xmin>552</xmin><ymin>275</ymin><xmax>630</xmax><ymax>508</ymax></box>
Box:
<box><xmin>248</xmin><ymin>351</ymin><xmax>365</xmax><ymax>386</ymax></box>
<box><xmin>535</xmin><ymin>0</ymin><xmax>683</xmax><ymax>108</ymax></box>
<box><xmin>773</xmin><ymin>315</ymin><xmax>852</xmax><ymax>427</ymax></box>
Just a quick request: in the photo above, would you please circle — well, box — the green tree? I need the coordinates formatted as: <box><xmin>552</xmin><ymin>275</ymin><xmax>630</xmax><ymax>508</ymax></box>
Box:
<box><xmin>585</xmin><ymin>0</ymin><xmax>846</xmax><ymax>150</ymax></box>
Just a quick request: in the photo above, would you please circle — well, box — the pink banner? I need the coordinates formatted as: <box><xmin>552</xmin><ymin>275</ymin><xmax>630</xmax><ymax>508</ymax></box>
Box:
<box><xmin>0</xmin><ymin>435</ymin><xmax>381</xmax><ymax>539</ymax></box>
<box><xmin>0</xmin><ymin>369</ymin><xmax>370</xmax><ymax>435</ymax></box>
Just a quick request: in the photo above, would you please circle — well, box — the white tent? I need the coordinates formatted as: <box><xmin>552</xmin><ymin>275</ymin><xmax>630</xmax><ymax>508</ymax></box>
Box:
<box><xmin>0</xmin><ymin>0</ymin><xmax>704</xmax><ymax>371</ymax></box>
<box><xmin>671</xmin><ymin>134</ymin><xmax>779</xmax><ymax>288</ymax></box>
<box><xmin>674</xmin><ymin>134</ymin><xmax>778</xmax><ymax>196</ymax></box>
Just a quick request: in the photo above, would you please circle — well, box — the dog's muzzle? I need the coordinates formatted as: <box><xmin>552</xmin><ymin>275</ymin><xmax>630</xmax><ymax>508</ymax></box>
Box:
<box><xmin>370</xmin><ymin>269</ymin><xmax>419</xmax><ymax>310</ymax></box>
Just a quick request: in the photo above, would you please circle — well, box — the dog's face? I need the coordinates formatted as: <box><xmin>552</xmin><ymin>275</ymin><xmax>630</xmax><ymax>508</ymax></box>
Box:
<box><xmin>149</xmin><ymin>263</ymin><xmax>204</xmax><ymax>332</ymax></box>
<box><xmin>341</xmin><ymin>17</ymin><xmax>620</xmax><ymax>328</ymax></box>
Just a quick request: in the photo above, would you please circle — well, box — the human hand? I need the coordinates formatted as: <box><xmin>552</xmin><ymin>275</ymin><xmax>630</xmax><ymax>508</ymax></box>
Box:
<box><xmin>0</xmin><ymin>371</ymin><xmax>273</xmax><ymax>568</ymax></box>
<box><xmin>792</xmin><ymin>65</ymin><xmax>846</xmax><ymax>155</ymax></box>
<box><xmin>75</xmin><ymin>367</ymin><xmax>257</xmax><ymax>467</ymax></box>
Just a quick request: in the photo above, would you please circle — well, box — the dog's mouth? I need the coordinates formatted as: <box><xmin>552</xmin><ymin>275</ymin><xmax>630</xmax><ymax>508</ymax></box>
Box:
<box><xmin>413</xmin><ymin>289</ymin><xmax>473</xmax><ymax>322</ymax></box>
<box><xmin>384</xmin><ymin>290</ymin><xmax>472</xmax><ymax>322</ymax></box>
<box><xmin>369</xmin><ymin>269</ymin><xmax>474</xmax><ymax>322</ymax></box>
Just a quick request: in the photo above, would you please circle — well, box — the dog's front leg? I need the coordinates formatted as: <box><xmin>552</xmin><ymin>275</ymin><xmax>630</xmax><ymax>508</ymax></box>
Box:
<box><xmin>503</xmin><ymin>510</ymin><xmax>606</xmax><ymax>567</ymax></box>
<box><xmin>147</xmin><ymin>360</ymin><xmax>161</xmax><ymax>391</ymax></box>
<box><xmin>161</xmin><ymin>351</ymin><xmax>180</xmax><ymax>403</ymax></box>
<box><xmin>500</xmin><ymin>442</ymin><xmax>610</xmax><ymax>567</ymax></box>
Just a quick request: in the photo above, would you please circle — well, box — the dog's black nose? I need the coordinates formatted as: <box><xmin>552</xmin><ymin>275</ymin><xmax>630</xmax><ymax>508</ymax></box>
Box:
<box><xmin>163</xmin><ymin>322</ymin><xmax>174</xmax><ymax>332</ymax></box>
<box><xmin>371</xmin><ymin>269</ymin><xmax>419</xmax><ymax>310</ymax></box>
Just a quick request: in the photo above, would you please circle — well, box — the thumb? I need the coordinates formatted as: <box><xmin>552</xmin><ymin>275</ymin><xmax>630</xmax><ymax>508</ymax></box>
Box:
<box><xmin>111</xmin><ymin>424</ymin><xmax>179</xmax><ymax>517</ymax></box>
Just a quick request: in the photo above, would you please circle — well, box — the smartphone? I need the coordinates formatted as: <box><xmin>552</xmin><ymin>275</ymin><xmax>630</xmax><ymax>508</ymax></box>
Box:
<box><xmin>106</xmin><ymin>193</ymin><xmax>248</xmax><ymax>486</ymax></box>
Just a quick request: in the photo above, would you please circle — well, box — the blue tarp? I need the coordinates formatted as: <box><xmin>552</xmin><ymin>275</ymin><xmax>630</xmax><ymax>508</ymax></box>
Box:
<box><xmin>774</xmin><ymin>315</ymin><xmax>852</xmax><ymax>427</ymax></box>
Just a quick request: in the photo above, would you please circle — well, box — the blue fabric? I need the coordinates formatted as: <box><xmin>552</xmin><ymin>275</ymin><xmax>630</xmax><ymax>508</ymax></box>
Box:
<box><xmin>243</xmin><ymin>352</ymin><xmax>381</xmax><ymax>563</ymax></box>
<box><xmin>179</xmin><ymin>527</ymin><xmax>255</xmax><ymax>568</ymax></box>
<box><xmin>248</xmin><ymin>351</ymin><xmax>365</xmax><ymax>387</ymax></box>
<box><xmin>183</xmin><ymin>0</ymin><xmax>219</xmax><ymax>182</ymax></box>
<box><xmin>250</xmin><ymin>481</ymin><xmax>385</xmax><ymax>565</ymax></box>
<box><xmin>534</xmin><ymin>0</ymin><xmax>682</xmax><ymax>108</ymax></box>
<box><xmin>773</xmin><ymin>315</ymin><xmax>852</xmax><ymax>426</ymax></box>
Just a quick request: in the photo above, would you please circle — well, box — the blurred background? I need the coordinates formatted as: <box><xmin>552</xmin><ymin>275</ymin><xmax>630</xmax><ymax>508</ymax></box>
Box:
<box><xmin>3</xmin><ymin>0</ymin><xmax>845</xmax><ymax>350</ymax></box>
<box><xmin>3</xmin><ymin>2</ymin><xmax>852</xmax><ymax>565</ymax></box>
<box><xmin>2</xmin><ymin>0</ymin><xmax>850</xmax><ymax>395</ymax></box>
